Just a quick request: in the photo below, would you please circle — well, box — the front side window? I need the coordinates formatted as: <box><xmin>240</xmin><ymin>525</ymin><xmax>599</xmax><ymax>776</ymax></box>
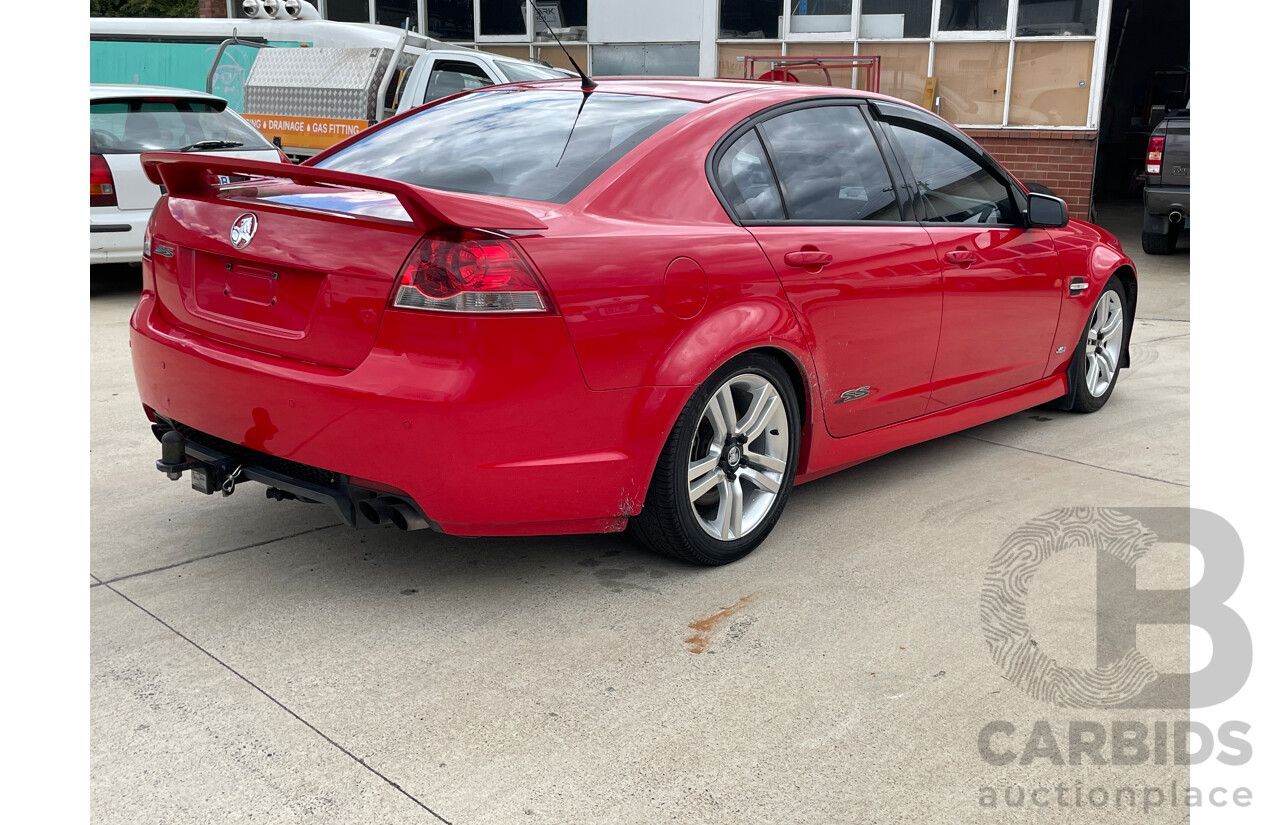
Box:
<box><xmin>938</xmin><ymin>0</ymin><xmax>1009</xmax><ymax>32</ymax></box>
<box><xmin>758</xmin><ymin>106</ymin><xmax>899</xmax><ymax>222</ymax></box>
<box><xmin>423</xmin><ymin>60</ymin><xmax>494</xmax><ymax>102</ymax></box>
<box><xmin>315</xmin><ymin>90</ymin><xmax>700</xmax><ymax>204</ymax></box>
<box><xmin>883</xmin><ymin>122</ymin><xmax>1016</xmax><ymax>224</ymax></box>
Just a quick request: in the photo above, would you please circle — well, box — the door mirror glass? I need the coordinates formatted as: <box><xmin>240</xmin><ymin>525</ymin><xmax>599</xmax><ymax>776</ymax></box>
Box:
<box><xmin>1026</xmin><ymin>192</ymin><xmax>1069</xmax><ymax>228</ymax></box>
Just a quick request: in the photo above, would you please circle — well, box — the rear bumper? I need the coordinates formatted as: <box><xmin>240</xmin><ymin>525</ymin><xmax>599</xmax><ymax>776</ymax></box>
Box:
<box><xmin>90</xmin><ymin>207</ymin><xmax>149</xmax><ymax>264</ymax></box>
<box><xmin>1143</xmin><ymin>185</ymin><xmax>1190</xmax><ymax>226</ymax></box>
<box><xmin>130</xmin><ymin>291</ymin><xmax>690</xmax><ymax>536</ymax></box>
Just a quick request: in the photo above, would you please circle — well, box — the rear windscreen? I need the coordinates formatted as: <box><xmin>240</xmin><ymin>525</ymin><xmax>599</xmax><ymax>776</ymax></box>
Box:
<box><xmin>90</xmin><ymin>99</ymin><xmax>274</xmax><ymax>154</ymax></box>
<box><xmin>312</xmin><ymin>89</ymin><xmax>701</xmax><ymax>204</ymax></box>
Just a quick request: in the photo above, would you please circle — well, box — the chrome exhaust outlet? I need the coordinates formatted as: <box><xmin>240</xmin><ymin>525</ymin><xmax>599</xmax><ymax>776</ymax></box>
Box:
<box><xmin>1169</xmin><ymin>211</ymin><xmax>1184</xmax><ymax>223</ymax></box>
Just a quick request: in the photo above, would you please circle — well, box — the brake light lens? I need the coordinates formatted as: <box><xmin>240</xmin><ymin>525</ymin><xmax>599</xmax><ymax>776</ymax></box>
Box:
<box><xmin>90</xmin><ymin>154</ymin><xmax>117</xmax><ymax>207</ymax></box>
<box><xmin>142</xmin><ymin>224</ymin><xmax>152</xmax><ymax>261</ymax></box>
<box><xmin>1146</xmin><ymin>136</ymin><xmax>1165</xmax><ymax>177</ymax></box>
<box><xmin>392</xmin><ymin>229</ymin><xmax>549</xmax><ymax>314</ymax></box>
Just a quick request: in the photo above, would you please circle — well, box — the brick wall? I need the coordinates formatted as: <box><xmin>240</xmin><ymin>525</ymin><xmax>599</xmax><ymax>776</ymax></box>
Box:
<box><xmin>199</xmin><ymin>0</ymin><xmax>228</xmax><ymax>17</ymax></box>
<box><xmin>962</xmin><ymin>129</ymin><xmax>1098</xmax><ymax>220</ymax></box>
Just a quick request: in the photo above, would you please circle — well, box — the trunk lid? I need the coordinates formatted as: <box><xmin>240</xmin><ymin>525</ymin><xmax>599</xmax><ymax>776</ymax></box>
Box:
<box><xmin>1160</xmin><ymin>117</ymin><xmax>1190</xmax><ymax>186</ymax></box>
<box><xmin>141</xmin><ymin>152</ymin><xmax>549</xmax><ymax>370</ymax></box>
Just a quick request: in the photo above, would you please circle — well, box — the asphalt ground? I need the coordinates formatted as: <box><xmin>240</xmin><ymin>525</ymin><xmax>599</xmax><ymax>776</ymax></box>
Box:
<box><xmin>90</xmin><ymin>202</ymin><xmax>1192</xmax><ymax>823</ymax></box>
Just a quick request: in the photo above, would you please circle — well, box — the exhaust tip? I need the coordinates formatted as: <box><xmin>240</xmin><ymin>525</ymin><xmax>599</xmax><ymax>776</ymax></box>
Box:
<box><xmin>358</xmin><ymin>499</ymin><xmax>383</xmax><ymax>525</ymax></box>
<box><xmin>1169</xmin><ymin>211</ymin><xmax>1184</xmax><ymax>223</ymax></box>
<box><xmin>388</xmin><ymin>507</ymin><xmax>409</xmax><ymax>531</ymax></box>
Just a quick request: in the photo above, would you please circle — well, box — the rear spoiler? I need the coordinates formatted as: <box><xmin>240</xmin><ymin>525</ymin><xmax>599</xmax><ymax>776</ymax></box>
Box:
<box><xmin>140</xmin><ymin>152</ymin><xmax>548</xmax><ymax>231</ymax></box>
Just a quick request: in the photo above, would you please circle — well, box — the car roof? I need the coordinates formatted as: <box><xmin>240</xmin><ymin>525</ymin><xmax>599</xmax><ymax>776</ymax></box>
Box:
<box><xmin>496</xmin><ymin>76</ymin><xmax>921</xmax><ymax>108</ymax></box>
<box><xmin>90</xmin><ymin>83</ymin><xmax>227</xmax><ymax>102</ymax></box>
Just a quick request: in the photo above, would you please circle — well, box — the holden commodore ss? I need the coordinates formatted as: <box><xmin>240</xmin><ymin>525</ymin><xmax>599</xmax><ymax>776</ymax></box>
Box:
<box><xmin>132</xmin><ymin>77</ymin><xmax>1136</xmax><ymax>566</ymax></box>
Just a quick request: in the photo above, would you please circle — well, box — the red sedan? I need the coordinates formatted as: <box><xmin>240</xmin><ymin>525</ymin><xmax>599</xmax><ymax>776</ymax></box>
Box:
<box><xmin>132</xmin><ymin>78</ymin><xmax>1135</xmax><ymax>565</ymax></box>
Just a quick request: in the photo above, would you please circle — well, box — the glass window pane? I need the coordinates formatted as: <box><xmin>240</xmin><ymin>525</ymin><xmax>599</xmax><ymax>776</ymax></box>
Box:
<box><xmin>1016</xmin><ymin>0</ymin><xmax>1099</xmax><ymax>36</ymax></box>
<box><xmin>1009</xmin><ymin>40</ymin><xmax>1094</xmax><ymax>126</ymax></box>
<box><xmin>716</xmin><ymin>129</ymin><xmax>785</xmax><ymax>221</ymax></box>
<box><xmin>938</xmin><ymin>0</ymin><xmax>1009</xmax><ymax>32</ymax></box>
<box><xmin>376</xmin><ymin>1</ymin><xmax>419</xmax><ymax>31</ymax></box>
<box><xmin>327</xmin><ymin>0</ymin><xmax>370</xmax><ymax>24</ymax></box>
<box><xmin>480</xmin><ymin>0</ymin><xmax>526</xmax><ymax>36</ymax></box>
<box><xmin>784</xmin><ymin>43</ymin><xmax>855</xmax><ymax>88</ymax></box>
<box><xmin>884</xmin><ymin>122</ymin><xmax>1015</xmax><ymax>223</ymax></box>
<box><xmin>532</xmin><ymin>1</ymin><xmax>588</xmax><ymax>42</ymax></box>
<box><xmin>758</xmin><ymin>106</ymin><xmax>899</xmax><ymax>221</ymax></box>
<box><xmin>720</xmin><ymin>0</ymin><xmax>783</xmax><ymax>39</ymax></box>
<box><xmin>718</xmin><ymin>43</ymin><xmax>783</xmax><ymax>79</ymax></box>
<box><xmin>933</xmin><ymin>41</ymin><xmax>1010</xmax><ymax>125</ymax></box>
<box><xmin>315</xmin><ymin>89</ymin><xmax>701</xmax><ymax>204</ymax></box>
<box><xmin>858</xmin><ymin>43</ymin><xmax>930</xmax><ymax>105</ymax></box>
<box><xmin>859</xmin><ymin>0</ymin><xmax>932</xmax><ymax>38</ymax></box>
<box><xmin>592</xmin><ymin>44</ymin><xmax>701</xmax><ymax>77</ymax></box>
<box><xmin>789</xmin><ymin>1</ymin><xmax>852</xmax><ymax>34</ymax></box>
<box><xmin>89</xmin><ymin>100</ymin><xmax>273</xmax><ymax>154</ymax></box>
<box><xmin>429</xmin><ymin>0</ymin><xmax>475</xmax><ymax>40</ymax></box>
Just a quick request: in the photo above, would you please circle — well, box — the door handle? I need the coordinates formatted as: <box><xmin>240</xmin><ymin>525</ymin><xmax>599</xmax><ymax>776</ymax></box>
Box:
<box><xmin>784</xmin><ymin>250</ymin><xmax>834</xmax><ymax>268</ymax></box>
<box><xmin>944</xmin><ymin>250</ymin><xmax>978</xmax><ymax>267</ymax></box>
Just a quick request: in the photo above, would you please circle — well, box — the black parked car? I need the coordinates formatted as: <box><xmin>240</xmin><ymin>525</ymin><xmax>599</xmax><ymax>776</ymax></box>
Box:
<box><xmin>1142</xmin><ymin>108</ymin><xmax>1189</xmax><ymax>254</ymax></box>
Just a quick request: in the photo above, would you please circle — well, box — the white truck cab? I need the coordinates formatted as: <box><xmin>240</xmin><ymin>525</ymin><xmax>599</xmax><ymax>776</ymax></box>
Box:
<box><xmin>90</xmin><ymin>3</ymin><xmax>572</xmax><ymax>158</ymax></box>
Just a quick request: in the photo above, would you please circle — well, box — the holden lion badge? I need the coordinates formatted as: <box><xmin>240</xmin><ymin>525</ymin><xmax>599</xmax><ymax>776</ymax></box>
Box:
<box><xmin>230</xmin><ymin>213</ymin><xmax>258</xmax><ymax>250</ymax></box>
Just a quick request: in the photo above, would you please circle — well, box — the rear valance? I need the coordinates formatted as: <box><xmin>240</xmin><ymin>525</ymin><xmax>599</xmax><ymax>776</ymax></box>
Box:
<box><xmin>140</xmin><ymin>152</ymin><xmax>549</xmax><ymax>231</ymax></box>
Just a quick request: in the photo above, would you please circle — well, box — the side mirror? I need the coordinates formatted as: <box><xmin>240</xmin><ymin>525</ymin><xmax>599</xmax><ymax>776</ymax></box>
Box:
<box><xmin>1026</xmin><ymin>192</ymin><xmax>1069</xmax><ymax>228</ymax></box>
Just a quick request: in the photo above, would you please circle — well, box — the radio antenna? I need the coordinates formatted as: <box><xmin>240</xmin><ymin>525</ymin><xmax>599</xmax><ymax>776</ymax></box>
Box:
<box><xmin>528</xmin><ymin>1</ymin><xmax>595</xmax><ymax>91</ymax></box>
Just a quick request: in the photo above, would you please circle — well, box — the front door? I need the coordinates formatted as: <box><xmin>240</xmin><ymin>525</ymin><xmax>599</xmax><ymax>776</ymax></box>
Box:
<box><xmin>874</xmin><ymin>107</ymin><xmax>1064</xmax><ymax>410</ymax></box>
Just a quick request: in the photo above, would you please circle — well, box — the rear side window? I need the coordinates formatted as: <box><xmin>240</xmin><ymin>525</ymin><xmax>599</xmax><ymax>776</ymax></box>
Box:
<box><xmin>315</xmin><ymin>89</ymin><xmax>700</xmax><ymax>204</ymax></box>
<box><xmin>757</xmin><ymin>105</ymin><xmax>899</xmax><ymax>222</ymax></box>
<box><xmin>89</xmin><ymin>99</ymin><xmax>273</xmax><ymax>154</ymax></box>
<box><xmin>716</xmin><ymin>130</ymin><xmax>784</xmax><ymax>222</ymax></box>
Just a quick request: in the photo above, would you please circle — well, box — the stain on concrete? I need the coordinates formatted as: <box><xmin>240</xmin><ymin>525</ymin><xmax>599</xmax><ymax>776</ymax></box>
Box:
<box><xmin>684</xmin><ymin>593</ymin><xmax>758</xmax><ymax>654</ymax></box>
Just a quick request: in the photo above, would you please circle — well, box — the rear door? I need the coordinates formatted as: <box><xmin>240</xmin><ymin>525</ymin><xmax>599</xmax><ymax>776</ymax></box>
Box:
<box><xmin>871</xmin><ymin>102</ymin><xmax>1064</xmax><ymax>411</ymax></box>
<box><xmin>716</xmin><ymin>102</ymin><xmax>943</xmax><ymax>438</ymax></box>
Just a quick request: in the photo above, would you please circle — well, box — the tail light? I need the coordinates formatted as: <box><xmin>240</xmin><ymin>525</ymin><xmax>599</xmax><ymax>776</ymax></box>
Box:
<box><xmin>1146</xmin><ymin>136</ymin><xmax>1165</xmax><ymax>177</ymax></box>
<box><xmin>142</xmin><ymin>224</ymin><xmax>152</xmax><ymax>261</ymax></box>
<box><xmin>91</xmin><ymin>154</ymin><xmax>117</xmax><ymax>207</ymax></box>
<box><xmin>391</xmin><ymin>229</ymin><xmax>550</xmax><ymax>314</ymax></box>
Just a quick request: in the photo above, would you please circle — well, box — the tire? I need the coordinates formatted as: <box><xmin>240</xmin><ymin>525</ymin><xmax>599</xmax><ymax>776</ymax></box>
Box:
<box><xmin>1061</xmin><ymin>276</ymin><xmax>1128</xmax><ymax>413</ymax></box>
<box><xmin>630</xmin><ymin>353</ymin><xmax>801</xmax><ymax>565</ymax></box>
<box><xmin>1141</xmin><ymin>223</ymin><xmax>1179</xmax><ymax>255</ymax></box>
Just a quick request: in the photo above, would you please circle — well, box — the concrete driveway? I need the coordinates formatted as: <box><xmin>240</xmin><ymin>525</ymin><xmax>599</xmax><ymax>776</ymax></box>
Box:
<box><xmin>91</xmin><ymin>203</ymin><xmax>1191</xmax><ymax>823</ymax></box>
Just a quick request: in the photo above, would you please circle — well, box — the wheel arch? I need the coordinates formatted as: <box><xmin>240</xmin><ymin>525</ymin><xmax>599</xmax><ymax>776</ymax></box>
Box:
<box><xmin>1110</xmin><ymin>264</ymin><xmax>1137</xmax><ymax>368</ymax></box>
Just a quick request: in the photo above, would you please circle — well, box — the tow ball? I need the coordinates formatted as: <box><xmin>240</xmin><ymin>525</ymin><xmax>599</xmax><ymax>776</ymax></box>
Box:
<box><xmin>154</xmin><ymin>430</ymin><xmax>243</xmax><ymax>496</ymax></box>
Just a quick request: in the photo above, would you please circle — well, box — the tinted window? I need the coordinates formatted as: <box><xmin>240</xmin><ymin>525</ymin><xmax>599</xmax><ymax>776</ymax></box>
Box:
<box><xmin>315</xmin><ymin>90</ymin><xmax>700</xmax><ymax>204</ymax></box>
<box><xmin>89</xmin><ymin>99</ymin><xmax>273</xmax><ymax>154</ymax></box>
<box><xmin>758</xmin><ymin>106</ymin><xmax>899</xmax><ymax>222</ymax></box>
<box><xmin>716</xmin><ymin>129</ymin><xmax>784</xmax><ymax>222</ymax></box>
<box><xmin>885</xmin><ymin>122</ymin><xmax>1016</xmax><ymax>224</ymax></box>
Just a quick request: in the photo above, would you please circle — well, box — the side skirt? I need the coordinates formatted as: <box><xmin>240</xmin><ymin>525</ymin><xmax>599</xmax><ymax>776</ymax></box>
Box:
<box><xmin>795</xmin><ymin>374</ymin><xmax>1068</xmax><ymax>485</ymax></box>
